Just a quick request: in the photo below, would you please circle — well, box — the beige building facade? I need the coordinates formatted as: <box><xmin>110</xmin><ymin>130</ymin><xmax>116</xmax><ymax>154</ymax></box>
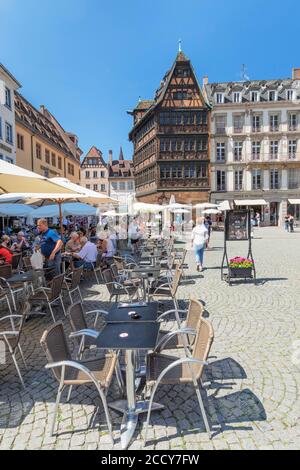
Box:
<box><xmin>80</xmin><ymin>146</ymin><xmax>109</xmax><ymax>193</ymax></box>
<box><xmin>205</xmin><ymin>68</ymin><xmax>300</xmax><ymax>226</ymax></box>
<box><xmin>15</xmin><ymin>93</ymin><xmax>82</xmax><ymax>183</ymax></box>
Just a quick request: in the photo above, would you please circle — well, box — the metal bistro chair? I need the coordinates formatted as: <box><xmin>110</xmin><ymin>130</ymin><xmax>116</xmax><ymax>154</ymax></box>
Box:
<box><xmin>22</xmin><ymin>256</ymin><xmax>32</xmax><ymax>272</ymax></box>
<box><xmin>40</xmin><ymin>321</ymin><xmax>118</xmax><ymax>441</ymax></box>
<box><xmin>0</xmin><ymin>264</ymin><xmax>24</xmax><ymax>311</ymax></box>
<box><xmin>102</xmin><ymin>268</ymin><xmax>139</xmax><ymax>302</ymax></box>
<box><xmin>148</xmin><ymin>266</ymin><xmax>183</xmax><ymax>311</ymax></box>
<box><xmin>62</xmin><ymin>266</ymin><xmax>83</xmax><ymax>305</ymax></box>
<box><xmin>28</xmin><ymin>273</ymin><xmax>66</xmax><ymax>322</ymax></box>
<box><xmin>0</xmin><ymin>302</ymin><xmax>30</xmax><ymax>388</ymax></box>
<box><xmin>67</xmin><ymin>301</ymin><xmax>124</xmax><ymax>394</ymax></box>
<box><xmin>11</xmin><ymin>253</ymin><xmax>23</xmax><ymax>273</ymax></box>
<box><xmin>143</xmin><ymin>317</ymin><xmax>215</xmax><ymax>445</ymax></box>
<box><xmin>156</xmin><ymin>299</ymin><xmax>205</xmax><ymax>351</ymax></box>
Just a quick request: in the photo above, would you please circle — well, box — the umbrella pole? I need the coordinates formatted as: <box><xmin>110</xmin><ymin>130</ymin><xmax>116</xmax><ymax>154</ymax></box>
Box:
<box><xmin>58</xmin><ymin>200</ymin><xmax>64</xmax><ymax>245</ymax></box>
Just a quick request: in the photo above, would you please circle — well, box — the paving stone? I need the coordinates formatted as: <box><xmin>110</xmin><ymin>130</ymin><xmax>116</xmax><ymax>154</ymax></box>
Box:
<box><xmin>1</xmin><ymin>228</ymin><xmax>300</xmax><ymax>450</ymax></box>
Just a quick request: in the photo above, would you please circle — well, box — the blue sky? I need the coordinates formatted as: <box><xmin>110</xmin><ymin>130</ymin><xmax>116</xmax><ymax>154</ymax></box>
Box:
<box><xmin>1</xmin><ymin>0</ymin><xmax>299</xmax><ymax>161</ymax></box>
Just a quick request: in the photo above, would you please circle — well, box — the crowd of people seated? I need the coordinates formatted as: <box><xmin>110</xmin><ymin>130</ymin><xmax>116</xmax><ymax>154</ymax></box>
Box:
<box><xmin>0</xmin><ymin>216</ymin><xmax>147</xmax><ymax>275</ymax></box>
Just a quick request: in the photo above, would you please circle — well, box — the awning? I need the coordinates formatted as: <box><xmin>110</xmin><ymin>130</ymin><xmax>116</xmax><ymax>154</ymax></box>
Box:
<box><xmin>234</xmin><ymin>199</ymin><xmax>267</xmax><ymax>206</ymax></box>
<box><xmin>288</xmin><ymin>199</ymin><xmax>300</xmax><ymax>204</ymax></box>
<box><xmin>218</xmin><ymin>200</ymin><xmax>231</xmax><ymax>211</ymax></box>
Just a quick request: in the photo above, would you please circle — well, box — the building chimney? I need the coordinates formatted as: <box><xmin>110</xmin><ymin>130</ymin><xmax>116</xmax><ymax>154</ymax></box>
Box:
<box><xmin>292</xmin><ymin>68</ymin><xmax>300</xmax><ymax>79</ymax></box>
<box><xmin>40</xmin><ymin>105</ymin><xmax>45</xmax><ymax>114</ymax></box>
<box><xmin>202</xmin><ymin>76</ymin><xmax>209</xmax><ymax>86</ymax></box>
<box><xmin>109</xmin><ymin>150</ymin><xmax>113</xmax><ymax>166</ymax></box>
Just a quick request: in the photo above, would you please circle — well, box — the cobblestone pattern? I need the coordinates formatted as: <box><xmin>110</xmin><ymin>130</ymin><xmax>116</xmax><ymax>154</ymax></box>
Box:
<box><xmin>0</xmin><ymin>227</ymin><xmax>300</xmax><ymax>450</ymax></box>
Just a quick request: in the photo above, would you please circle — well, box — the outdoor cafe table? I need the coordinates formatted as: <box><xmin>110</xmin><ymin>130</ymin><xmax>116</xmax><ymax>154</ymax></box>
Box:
<box><xmin>95</xmin><ymin>320</ymin><xmax>163</xmax><ymax>450</ymax></box>
<box><xmin>107</xmin><ymin>301</ymin><xmax>159</xmax><ymax>322</ymax></box>
<box><xmin>5</xmin><ymin>272</ymin><xmax>35</xmax><ymax>284</ymax></box>
<box><xmin>132</xmin><ymin>266</ymin><xmax>161</xmax><ymax>301</ymax></box>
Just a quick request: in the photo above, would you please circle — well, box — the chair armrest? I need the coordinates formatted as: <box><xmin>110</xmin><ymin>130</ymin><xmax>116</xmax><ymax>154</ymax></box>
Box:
<box><xmin>152</xmin><ymin>283</ymin><xmax>170</xmax><ymax>295</ymax></box>
<box><xmin>0</xmin><ymin>331</ymin><xmax>19</xmax><ymax>337</ymax></box>
<box><xmin>105</xmin><ymin>282</ymin><xmax>132</xmax><ymax>296</ymax></box>
<box><xmin>45</xmin><ymin>360</ymin><xmax>103</xmax><ymax>391</ymax></box>
<box><xmin>86</xmin><ymin>309</ymin><xmax>108</xmax><ymax>328</ymax></box>
<box><xmin>148</xmin><ymin>357</ymin><xmax>209</xmax><ymax>386</ymax></box>
<box><xmin>0</xmin><ymin>314</ymin><xmax>23</xmax><ymax>322</ymax></box>
<box><xmin>86</xmin><ymin>309</ymin><xmax>108</xmax><ymax>316</ymax></box>
<box><xmin>69</xmin><ymin>329</ymin><xmax>99</xmax><ymax>340</ymax></box>
<box><xmin>154</xmin><ymin>328</ymin><xmax>196</xmax><ymax>353</ymax></box>
<box><xmin>156</xmin><ymin>309</ymin><xmax>187</xmax><ymax>322</ymax></box>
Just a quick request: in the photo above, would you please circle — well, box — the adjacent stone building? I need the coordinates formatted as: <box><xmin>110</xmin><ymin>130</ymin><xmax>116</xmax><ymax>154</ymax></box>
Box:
<box><xmin>0</xmin><ymin>64</ymin><xmax>21</xmax><ymax>164</ymax></box>
<box><xmin>15</xmin><ymin>93</ymin><xmax>82</xmax><ymax>183</ymax></box>
<box><xmin>80</xmin><ymin>146</ymin><xmax>109</xmax><ymax>193</ymax></box>
<box><xmin>108</xmin><ymin>147</ymin><xmax>135</xmax><ymax>208</ymax></box>
<box><xmin>205</xmin><ymin>68</ymin><xmax>300</xmax><ymax>226</ymax></box>
<box><xmin>128</xmin><ymin>50</ymin><xmax>210</xmax><ymax>205</ymax></box>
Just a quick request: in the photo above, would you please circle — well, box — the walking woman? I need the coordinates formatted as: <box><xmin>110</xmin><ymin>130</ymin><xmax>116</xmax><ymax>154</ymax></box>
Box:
<box><xmin>191</xmin><ymin>217</ymin><xmax>209</xmax><ymax>272</ymax></box>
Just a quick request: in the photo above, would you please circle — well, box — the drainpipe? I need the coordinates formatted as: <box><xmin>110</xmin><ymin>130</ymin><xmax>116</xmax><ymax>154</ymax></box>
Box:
<box><xmin>31</xmin><ymin>134</ymin><xmax>34</xmax><ymax>172</ymax></box>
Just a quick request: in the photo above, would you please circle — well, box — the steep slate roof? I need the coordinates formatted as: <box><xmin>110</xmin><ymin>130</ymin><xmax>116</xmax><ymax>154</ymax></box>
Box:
<box><xmin>81</xmin><ymin>146</ymin><xmax>107</xmax><ymax>168</ymax></box>
<box><xmin>109</xmin><ymin>148</ymin><xmax>134</xmax><ymax>178</ymax></box>
<box><xmin>205</xmin><ymin>77</ymin><xmax>300</xmax><ymax>104</ymax></box>
<box><xmin>15</xmin><ymin>92</ymin><xmax>76</xmax><ymax>159</ymax></box>
<box><xmin>129</xmin><ymin>50</ymin><xmax>210</xmax><ymax>135</ymax></box>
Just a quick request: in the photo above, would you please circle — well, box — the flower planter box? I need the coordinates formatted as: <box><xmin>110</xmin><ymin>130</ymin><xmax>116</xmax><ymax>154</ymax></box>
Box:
<box><xmin>229</xmin><ymin>267</ymin><xmax>252</xmax><ymax>278</ymax></box>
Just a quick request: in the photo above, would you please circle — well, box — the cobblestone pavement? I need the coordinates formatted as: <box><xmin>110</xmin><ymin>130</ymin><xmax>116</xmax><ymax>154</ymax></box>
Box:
<box><xmin>0</xmin><ymin>227</ymin><xmax>300</xmax><ymax>450</ymax></box>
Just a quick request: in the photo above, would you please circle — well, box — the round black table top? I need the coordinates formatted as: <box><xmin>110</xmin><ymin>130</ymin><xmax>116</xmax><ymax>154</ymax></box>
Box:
<box><xmin>6</xmin><ymin>272</ymin><xmax>35</xmax><ymax>283</ymax></box>
<box><xmin>95</xmin><ymin>321</ymin><xmax>160</xmax><ymax>350</ymax></box>
<box><xmin>108</xmin><ymin>301</ymin><xmax>159</xmax><ymax>322</ymax></box>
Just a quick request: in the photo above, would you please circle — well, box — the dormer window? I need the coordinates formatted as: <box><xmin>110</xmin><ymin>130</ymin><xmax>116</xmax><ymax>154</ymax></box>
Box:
<box><xmin>216</xmin><ymin>93</ymin><xmax>224</xmax><ymax>104</ymax></box>
<box><xmin>287</xmin><ymin>89</ymin><xmax>294</xmax><ymax>101</ymax></box>
<box><xmin>233</xmin><ymin>92</ymin><xmax>241</xmax><ymax>103</ymax></box>
<box><xmin>251</xmin><ymin>91</ymin><xmax>259</xmax><ymax>102</ymax></box>
<box><xmin>269</xmin><ymin>90</ymin><xmax>276</xmax><ymax>101</ymax></box>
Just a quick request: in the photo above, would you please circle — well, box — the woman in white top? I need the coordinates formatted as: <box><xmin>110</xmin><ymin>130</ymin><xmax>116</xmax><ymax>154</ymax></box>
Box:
<box><xmin>191</xmin><ymin>217</ymin><xmax>209</xmax><ymax>272</ymax></box>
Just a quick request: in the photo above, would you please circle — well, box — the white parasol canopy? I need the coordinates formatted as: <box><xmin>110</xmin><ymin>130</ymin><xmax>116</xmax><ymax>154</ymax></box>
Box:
<box><xmin>103</xmin><ymin>210</ymin><xmax>128</xmax><ymax>217</ymax></box>
<box><xmin>29</xmin><ymin>203</ymin><xmax>97</xmax><ymax>219</ymax></box>
<box><xmin>202</xmin><ymin>209</ymin><xmax>222</xmax><ymax>215</ymax></box>
<box><xmin>194</xmin><ymin>203</ymin><xmax>219</xmax><ymax>210</ymax></box>
<box><xmin>50</xmin><ymin>177</ymin><xmax>118</xmax><ymax>205</ymax></box>
<box><xmin>132</xmin><ymin>202</ymin><xmax>162</xmax><ymax>213</ymax></box>
<box><xmin>0</xmin><ymin>159</ymin><xmax>78</xmax><ymax>195</ymax></box>
<box><xmin>171</xmin><ymin>208</ymin><xmax>190</xmax><ymax>214</ymax></box>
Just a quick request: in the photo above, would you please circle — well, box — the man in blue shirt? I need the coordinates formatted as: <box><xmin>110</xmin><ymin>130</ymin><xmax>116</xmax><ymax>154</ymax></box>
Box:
<box><xmin>37</xmin><ymin>219</ymin><xmax>63</xmax><ymax>275</ymax></box>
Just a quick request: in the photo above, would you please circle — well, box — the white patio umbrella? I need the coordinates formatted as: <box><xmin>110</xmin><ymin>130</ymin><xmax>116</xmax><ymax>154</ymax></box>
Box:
<box><xmin>194</xmin><ymin>203</ymin><xmax>219</xmax><ymax>210</ymax></box>
<box><xmin>202</xmin><ymin>209</ymin><xmax>222</xmax><ymax>215</ymax></box>
<box><xmin>171</xmin><ymin>209</ymin><xmax>190</xmax><ymax>214</ymax></box>
<box><xmin>29</xmin><ymin>203</ymin><xmax>97</xmax><ymax>219</ymax></box>
<box><xmin>103</xmin><ymin>210</ymin><xmax>128</xmax><ymax>217</ymax></box>
<box><xmin>0</xmin><ymin>159</ymin><xmax>77</xmax><ymax>195</ymax></box>
<box><xmin>50</xmin><ymin>177</ymin><xmax>117</xmax><ymax>205</ymax></box>
<box><xmin>132</xmin><ymin>202</ymin><xmax>162</xmax><ymax>214</ymax></box>
<box><xmin>167</xmin><ymin>203</ymin><xmax>190</xmax><ymax>210</ymax></box>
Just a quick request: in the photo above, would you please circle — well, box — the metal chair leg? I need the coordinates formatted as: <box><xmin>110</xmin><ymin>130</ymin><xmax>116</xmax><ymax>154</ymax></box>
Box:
<box><xmin>18</xmin><ymin>344</ymin><xmax>27</xmax><ymax>369</ymax></box>
<box><xmin>77</xmin><ymin>286</ymin><xmax>83</xmax><ymax>303</ymax></box>
<box><xmin>68</xmin><ymin>291</ymin><xmax>73</xmax><ymax>305</ymax></box>
<box><xmin>48</xmin><ymin>303</ymin><xmax>56</xmax><ymax>323</ymax></box>
<box><xmin>51</xmin><ymin>386</ymin><xmax>64</xmax><ymax>436</ymax></box>
<box><xmin>11</xmin><ymin>353</ymin><xmax>25</xmax><ymax>389</ymax></box>
<box><xmin>66</xmin><ymin>385</ymin><xmax>73</xmax><ymax>403</ymax></box>
<box><xmin>194</xmin><ymin>382</ymin><xmax>212</xmax><ymax>439</ymax></box>
<box><xmin>60</xmin><ymin>296</ymin><xmax>66</xmax><ymax>316</ymax></box>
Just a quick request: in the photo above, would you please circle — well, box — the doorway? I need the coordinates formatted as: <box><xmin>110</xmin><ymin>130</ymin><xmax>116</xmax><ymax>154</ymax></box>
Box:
<box><xmin>270</xmin><ymin>202</ymin><xmax>279</xmax><ymax>226</ymax></box>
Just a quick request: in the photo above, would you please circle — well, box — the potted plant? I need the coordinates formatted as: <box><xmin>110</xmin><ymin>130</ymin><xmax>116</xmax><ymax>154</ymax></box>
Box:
<box><xmin>229</xmin><ymin>257</ymin><xmax>254</xmax><ymax>278</ymax></box>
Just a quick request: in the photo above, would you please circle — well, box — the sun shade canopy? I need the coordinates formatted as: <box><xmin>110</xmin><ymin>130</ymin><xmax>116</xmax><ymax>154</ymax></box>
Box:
<box><xmin>234</xmin><ymin>199</ymin><xmax>267</xmax><ymax>206</ymax></box>
<box><xmin>0</xmin><ymin>160</ymin><xmax>76</xmax><ymax>195</ymax></box>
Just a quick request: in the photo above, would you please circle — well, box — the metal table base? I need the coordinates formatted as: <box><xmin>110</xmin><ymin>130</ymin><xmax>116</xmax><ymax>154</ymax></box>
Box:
<box><xmin>109</xmin><ymin>349</ymin><xmax>164</xmax><ymax>450</ymax></box>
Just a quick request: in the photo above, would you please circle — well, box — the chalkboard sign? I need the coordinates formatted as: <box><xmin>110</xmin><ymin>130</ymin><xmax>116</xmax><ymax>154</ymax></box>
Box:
<box><xmin>225</xmin><ymin>210</ymin><xmax>249</xmax><ymax>241</ymax></box>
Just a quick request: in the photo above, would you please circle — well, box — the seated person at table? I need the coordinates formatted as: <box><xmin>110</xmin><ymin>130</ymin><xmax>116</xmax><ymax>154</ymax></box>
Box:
<box><xmin>72</xmin><ymin>237</ymin><xmax>98</xmax><ymax>269</ymax></box>
<box><xmin>0</xmin><ymin>241</ymin><xmax>13</xmax><ymax>264</ymax></box>
<box><xmin>12</xmin><ymin>231</ymin><xmax>30</xmax><ymax>252</ymax></box>
<box><xmin>78</xmin><ymin>228</ymin><xmax>87</xmax><ymax>246</ymax></box>
<box><xmin>1</xmin><ymin>235</ymin><xmax>11</xmax><ymax>249</ymax></box>
<box><xmin>65</xmin><ymin>232</ymin><xmax>81</xmax><ymax>253</ymax></box>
